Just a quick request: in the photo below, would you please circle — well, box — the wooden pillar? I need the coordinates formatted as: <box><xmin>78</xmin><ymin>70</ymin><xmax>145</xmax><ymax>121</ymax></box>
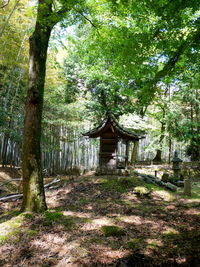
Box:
<box><xmin>125</xmin><ymin>140</ymin><xmax>129</xmax><ymax>170</ymax></box>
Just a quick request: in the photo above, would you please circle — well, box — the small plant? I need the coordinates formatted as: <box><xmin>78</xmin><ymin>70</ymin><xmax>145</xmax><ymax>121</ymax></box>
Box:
<box><xmin>127</xmin><ymin>238</ymin><xmax>142</xmax><ymax>249</ymax></box>
<box><xmin>44</xmin><ymin>211</ymin><xmax>63</xmax><ymax>220</ymax></box>
<box><xmin>147</xmin><ymin>241</ymin><xmax>159</xmax><ymax>248</ymax></box>
<box><xmin>23</xmin><ymin>213</ymin><xmax>34</xmax><ymax>219</ymax></box>
<box><xmin>43</xmin><ymin>211</ymin><xmax>75</xmax><ymax>228</ymax></box>
<box><xmin>101</xmin><ymin>225</ymin><xmax>125</xmax><ymax>237</ymax></box>
<box><xmin>27</xmin><ymin>229</ymin><xmax>38</xmax><ymax>237</ymax></box>
<box><xmin>0</xmin><ymin>210</ymin><xmax>21</xmax><ymax>224</ymax></box>
<box><xmin>163</xmin><ymin>229</ymin><xmax>179</xmax><ymax>240</ymax></box>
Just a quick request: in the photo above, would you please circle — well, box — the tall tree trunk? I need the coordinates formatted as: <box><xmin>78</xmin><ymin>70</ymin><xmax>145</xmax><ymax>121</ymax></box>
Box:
<box><xmin>168</xmin><ymin>133</ymin><xmax>172</xmax><ymax>163</ymax></box>
<box><xmin>131</xmin><ymin>140</ymin><xmax>139</xmax><ymax>164</ymax></box>
<box><xmin>153</xmin><ymin>122</ymin><xmax>165</xmax><ymax>163</ymax></box>
<box><xmin>21</xmin><ymin>2</ymin><xmax>53</xmax><ymax>212</ymax></box>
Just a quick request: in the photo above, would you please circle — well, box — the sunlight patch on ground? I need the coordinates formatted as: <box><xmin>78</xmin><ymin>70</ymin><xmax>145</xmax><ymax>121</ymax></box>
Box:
<box><xmin>162</xmin><ymin>227</ymin><xmax>179</xmax><ymax>235</ymax></box>
<box><xmin>118</xmin><ymin>215</ymin><xmax>143</xmax><ymax>225</ymax></box>
<box><xmin>165</xmin><ymin>204</ymin><xmax>176</xmax><ymax>210</ymax></box>
<box><xmin>41</xmin><ymin>233</ymin><xmax>65</xmax><ymax>245</ymax></box>
<box><xmin>118</xmin><ymin>215</ymin><xmax>158</xmax><ymax>228</ymax></box>
<box><xmin>81</xmin><ymin>217</ymin><xmax>113</xmax><ymax>231</ymax></box>
<box><xmin>182</xmin><ymin>208</ymin><xmax>200</xmax><ymax>215</ymax></box>
<box><xmin>179</xmin><ymin>198</ymin><xmax>200</xmax><ymax>204</ymax></box>
<box><xmin>0</xmin><ymin>171</ymin><xmax>11</xmax><ymax>181</ymax></box>
<box><xmin>57</xmin><ymin>241</ymin><xmax>89</xmax><ymax>266</ymax></box>
<box><xmin>146</xmin><ymin>238</ymin><xmax>163</xmax><ymax>248</ymax></box>
<box><xmin>153</xmin><ymin>190</ymin><xmax>175</xmax><ymax>201</ymax></box>
<box><xmin>0</xmin><ymin>214</ymin><xmax>24</xmax><ymax>243</ymax></box>
<box><xmin>46</xmin><ymin>187</ymin><xmax>73</xmax><ymax>208</ymax></box>
<box><xmin>176</xmin><ymin>257</ymin><xmax>187</xmax><ymax>264</ymax></box>
<box><xmin>46</xmin><ymin>195</ymin><xmax>59</xmax><ymax>207</ymax></box>
<box><xmin>69</xmin><ymin>241</ymin><xmax>88</xmax><ymax>257</ymax></box>
<box><xmin>89</xmin><ymin>244</ymin><xmax>127</xmax><ymax>264</ymax></box>
<box><xmin>63</xmin><ymin>211</ymin><xmax>92</xmax><ymax>218</ymax></box>
<box><xmin>122</xmin><ymin>192</ymin><xmax>142</xmax><ymax>202</ymax></box>
<box><xmin>31</xmin><ymin>233</ymin><xmax>68</xmax><ymax>256</ymax></box>
<box><xmin>91</xmin><ymin>217</ymin><xmax>113</xmax><ymax>226</ymax></box>
<box><xmin>84</xmin><ymin>204</ymin><xmax>94</xmax><ymax>210</ymax></box>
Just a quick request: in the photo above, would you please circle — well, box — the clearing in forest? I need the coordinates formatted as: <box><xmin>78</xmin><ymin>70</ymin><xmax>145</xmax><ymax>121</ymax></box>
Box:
<box><xmin>0</xmin><ymin>173</ymin><xmax>200</xmax><ymax>266</ymax></box>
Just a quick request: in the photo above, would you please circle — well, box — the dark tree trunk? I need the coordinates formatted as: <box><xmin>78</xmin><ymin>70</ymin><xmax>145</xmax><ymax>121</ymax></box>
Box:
<box><xmin>153</xmin><ymin>122</ymin><xmax>165</xmax><ymax>163</ymax></box>
<box><xmin>168</xmin><ymin>134</ymin><xmax>172</xmax><ymax>163</ymax></box>
<box><xmin>153</xmin><ymin>149</ymin><xmax>162</xmax><ymax>162</ymax></box>
<box><xmin>21</xmin><ymin>1</ymin><xmax>53</xmax><ymax>212</ymax></box>
<box><xmin>1</xmin><ymin>134</ymin><xmax>9</xmax><ymax>167</ymax></box>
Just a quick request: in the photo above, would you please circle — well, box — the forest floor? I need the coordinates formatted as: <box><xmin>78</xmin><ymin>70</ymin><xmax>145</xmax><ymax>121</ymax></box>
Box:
<box><xmin>0</xmin><ymin>168</ymin><xmax>200</xmax><ymax>266</ymax></box>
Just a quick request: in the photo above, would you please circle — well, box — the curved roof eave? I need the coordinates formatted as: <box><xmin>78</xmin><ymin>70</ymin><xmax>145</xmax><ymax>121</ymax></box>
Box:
<box><xmin>83</xmin><ymin>113</ymin><xmax>145</xmax><ymax>141</ymax></box>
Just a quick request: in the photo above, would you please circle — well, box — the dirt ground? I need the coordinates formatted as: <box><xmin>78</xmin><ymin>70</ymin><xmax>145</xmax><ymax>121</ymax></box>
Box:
<box><xmin>0</xmin><ymin>169</ymin><xmax>200</xmax><ymax>267</ymax></box>
<box><xmin>0</xmin><ymin>167</ymin><xmax>21</xmax><ymax>196</ymax></box>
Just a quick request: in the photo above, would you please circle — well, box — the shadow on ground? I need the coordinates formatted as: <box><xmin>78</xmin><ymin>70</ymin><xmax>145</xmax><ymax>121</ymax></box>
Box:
<box><xmin>0</xmin><ymin>174</ymin><xmax>200</xmax><ymax>266</ymax></box>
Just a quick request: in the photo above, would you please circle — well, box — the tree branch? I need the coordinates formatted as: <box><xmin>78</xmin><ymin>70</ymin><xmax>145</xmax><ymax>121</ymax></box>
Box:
<box><xmin>139</xmin><ymin>27</ymin><xmax>200</xmax><ymax>115</ymax></box>
<box><xmin>0</xmin><ymin>0</ymin><xmax>10</xmax><ymax>8</ymax></box>
<box><xmin>51</xmin><ymin>5</ymin><xmax>70</xmax><ymax>26</ymax></box>
<box><xmin>0</xmin><ymin>0</ymin><xmax>20</xmax><ymax>37</ymax></box>
<box><xmin>74</xmin><ymin>8</ymin><xmax>100</xmax><ymax>35</ymax></box>
<box><xmin>0</xmin><ymin>177</ymin><xmax>61</xmax><ymax>202</ymax></box>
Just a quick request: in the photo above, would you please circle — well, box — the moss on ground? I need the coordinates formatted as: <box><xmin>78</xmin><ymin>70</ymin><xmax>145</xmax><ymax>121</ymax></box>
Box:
<box><xmin>43</xmin><ymin>211</ymin><xmax>75</xmax><ymax>228</ymax></box>
<box><xmin>42</xmin><ymin>211</ymin><xmax>89</xmax><ymax>229</ymax></box>
<box><xmin>127</xmin><ymin>238</ymin><xmax>143</xmax><ymax>249</ymax></box>
<box><xmin>101</xmin><ymin>225</ymin><xmax>125</xmax><ymax>237</ymax></box>
<box><xmin>1</xmin><ymin>172</ymin><xmax>200</xmax><ymax>266</ymax></box>
<box><xmin>0</xmin><ymin>210</ymin><xmax>21</xmax><ymax>224</ymax></box>
<box><xmin>0</xmin><ymin>214</ymin><xmax>24</xmax><ymax>244</ymax></box>
<box><xmin>100</xmin><ymin>176</ymin><xmax>142</xmax><ymax>193</ymax></box>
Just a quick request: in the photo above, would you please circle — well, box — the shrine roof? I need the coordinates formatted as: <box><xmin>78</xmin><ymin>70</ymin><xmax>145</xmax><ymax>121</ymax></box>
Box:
<box><xmin>83</xmin><ymin>112</ymin><xmax>145</xmax><ymax>141</ymax></box>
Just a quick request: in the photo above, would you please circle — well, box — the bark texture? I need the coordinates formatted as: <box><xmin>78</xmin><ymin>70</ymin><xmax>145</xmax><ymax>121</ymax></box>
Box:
<box><xmin>131</xmin><ymin>141</ymin><xmax>139</xmax><ymax>164</ymax></box>
<box><xmin>21</xmin><ymin>1</ymin><xmax>53</xmax><ymax>212</ymax></box>
<box><xmin>153</xmin><ymin>119</ymin><xmax>166</xmax><ymax>163</ymax></box>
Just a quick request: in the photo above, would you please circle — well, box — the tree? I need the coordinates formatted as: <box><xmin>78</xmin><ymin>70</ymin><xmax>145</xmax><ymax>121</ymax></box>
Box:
<box><xmin>73</xmin><ymin>0</ymin><xmax>200</xmax><ymax>114</ymax></box>
<box><xmin>166</xmin><ymin>79</ymin><xmax>200</xmax><ymax>161</ymax></box>
<box><xmin>0</xmin><ymin>0</ymin><xmax>31</xmax><ymax>167</ymax></box>
<box><xmin>119</xmin><ymin>113</ymin><xmax>151</xmax><ymax>163</ymax></box>
<box><xmin>21</xmin><ymin>0</ymin><xmax>75</xmax><ymax>212</ymax></box>
<box><xmin>21</xmin><ymin>0</ymin><xmax>99</xmax><ymax>212</ymax></box>
<box><xmin>17</xmin><ymin>0</ymin><xmax>200</xmax><ymax>211</ymax></box>
<box><xmin>22</xmin><ymin>0</ymin><xmax>52</xmax><ymax>211</ymax></box>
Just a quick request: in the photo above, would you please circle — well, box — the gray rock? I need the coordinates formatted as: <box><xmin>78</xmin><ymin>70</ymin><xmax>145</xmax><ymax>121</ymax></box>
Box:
<box><xmin>175</xmin><ymin>180</ymin><xmax>184</xmax><ymax>187</ymax></box>
<box><xmin>165</xmin><ymin>182</ymin><xmax>177</xmax><ymax>191</ymax></box>
<box><xmin>147</xmin><ymin>174</ymin><xmax>156</xmax><ymax>179</ymax></box>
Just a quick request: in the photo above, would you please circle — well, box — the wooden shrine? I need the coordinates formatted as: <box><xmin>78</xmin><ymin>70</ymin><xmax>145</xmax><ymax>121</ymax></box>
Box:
<box><xmin>83</xmin><ymin>113</ymin><xmax>144</xmax><ymax>175</ymax></box>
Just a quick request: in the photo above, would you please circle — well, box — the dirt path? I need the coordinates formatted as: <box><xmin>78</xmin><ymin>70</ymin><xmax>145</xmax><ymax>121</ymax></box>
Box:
<box><xmin>0</xmin><ymin>174</ymin><xmax>200</xmax><ymax>266</ymax></box>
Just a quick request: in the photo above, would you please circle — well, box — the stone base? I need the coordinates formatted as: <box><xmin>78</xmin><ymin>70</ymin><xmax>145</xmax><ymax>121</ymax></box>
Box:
<box><xmin>95</xmin><ymin>167</ymin><xmax>130</xmax><ymax>176</ymax></box>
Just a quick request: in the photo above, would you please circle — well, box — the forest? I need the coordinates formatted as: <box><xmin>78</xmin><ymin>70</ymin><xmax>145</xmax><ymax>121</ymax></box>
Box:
<box><xmin>0</xmin><ymin>0</ymin><xmax>200</xmax><ymax>266</ymax></box>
